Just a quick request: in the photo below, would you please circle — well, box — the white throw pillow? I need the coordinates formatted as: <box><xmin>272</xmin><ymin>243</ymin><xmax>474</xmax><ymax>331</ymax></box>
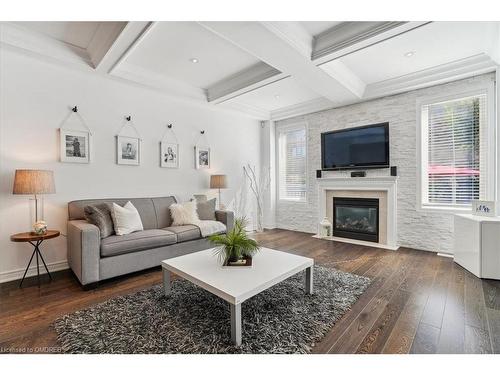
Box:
<box><xmin>111</xmin><ymin>201</ymin><xmax>144</xmax><ymax>235</ymax></box>
<box><xmin>170</xmin><ymin>201</ymin><xmax>200</xmax><ymax>226</ymax></box>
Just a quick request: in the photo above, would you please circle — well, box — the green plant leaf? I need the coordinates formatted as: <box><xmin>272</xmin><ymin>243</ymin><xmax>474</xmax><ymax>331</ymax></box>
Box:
<box><xmin>209</xmin><ymin>217</ymin><xmax>260</xmax><ymax>263</ymax></box>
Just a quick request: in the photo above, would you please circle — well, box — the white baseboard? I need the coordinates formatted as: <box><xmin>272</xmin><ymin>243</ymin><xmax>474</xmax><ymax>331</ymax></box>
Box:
<box><xmin>0</xmin><ymin>260</ymin><xmax>69</xmax><ymax>284</ymax></box>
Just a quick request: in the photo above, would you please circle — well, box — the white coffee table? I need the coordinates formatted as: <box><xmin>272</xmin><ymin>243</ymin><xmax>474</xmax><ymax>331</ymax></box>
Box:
<box><xmin>161</xmin><ymin>247</ymin><xmax>314</xmax><ymax>346</ymax></box>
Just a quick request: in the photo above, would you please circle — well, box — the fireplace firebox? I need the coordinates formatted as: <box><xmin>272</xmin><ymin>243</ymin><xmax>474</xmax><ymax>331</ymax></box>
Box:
<box><xmin>333</xmin><ymin>197</ymin><xmax>379</xmax><ymax>242</ymax></box>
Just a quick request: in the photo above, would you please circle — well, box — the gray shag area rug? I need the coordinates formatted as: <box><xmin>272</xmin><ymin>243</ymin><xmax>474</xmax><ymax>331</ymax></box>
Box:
<box><xmin>54</xmin><ymin>266</ymin><xmax>370</xmax><ymax>354</ymax></box>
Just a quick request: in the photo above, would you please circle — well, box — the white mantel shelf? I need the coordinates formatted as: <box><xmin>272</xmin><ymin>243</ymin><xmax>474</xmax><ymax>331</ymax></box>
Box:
<box><xmin>317</xmin><ymin>175</ymin><xmax>399</xmax><ymax>250</ymax></box>
<box><xmin>317</xmin><ymin>176</ymin><xmax>398</xmax><ymax>183</ymax></box>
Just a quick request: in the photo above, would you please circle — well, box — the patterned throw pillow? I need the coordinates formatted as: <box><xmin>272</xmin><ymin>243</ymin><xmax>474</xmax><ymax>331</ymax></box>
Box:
<box><xmin>84</xmin><ymin>203</ymin><xmax>115</xmax><ymax>238</ymax></box>
<box><xmin>196</xmin><ymin>198</ymin><xmax>217</xmax><ymax>221</ymax></box>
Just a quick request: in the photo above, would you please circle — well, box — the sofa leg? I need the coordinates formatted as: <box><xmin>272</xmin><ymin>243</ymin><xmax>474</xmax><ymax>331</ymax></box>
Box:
<box><xmin>82</xmin><ymin>282</ymin><xmax>99</xmax><ymax>291</ymax></box>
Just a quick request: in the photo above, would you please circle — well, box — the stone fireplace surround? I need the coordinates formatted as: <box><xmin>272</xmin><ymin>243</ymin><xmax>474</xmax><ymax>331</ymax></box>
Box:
<box><xmin>316</xmin><ymin>176</ymin><xmax>399</xmax><ymax>250</ymax></box>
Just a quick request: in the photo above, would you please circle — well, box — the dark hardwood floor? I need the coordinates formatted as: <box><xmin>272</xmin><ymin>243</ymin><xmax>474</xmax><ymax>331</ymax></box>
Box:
<box><xmin>1</xmin><ymin>228</ymin><xmax>499</xmax><ymax>354</ymax></box>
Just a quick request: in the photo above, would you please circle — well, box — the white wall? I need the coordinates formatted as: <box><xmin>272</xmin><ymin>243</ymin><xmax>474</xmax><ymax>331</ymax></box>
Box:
<box><xmin>274</xmin><ymin>73</ymin><xmax>496</xmax><ymax>253</ymax></box>
<box><xmin>0</xmin><ymin>49</ymin><xmax>261</xmax><ymax>282</ymax></box>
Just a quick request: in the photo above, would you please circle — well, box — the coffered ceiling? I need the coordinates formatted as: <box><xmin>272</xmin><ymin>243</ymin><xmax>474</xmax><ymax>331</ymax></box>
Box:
<box><xmin>1</xmin><ymin>21</ymin><xmax>499</xmax><ymax>120</ymax></box>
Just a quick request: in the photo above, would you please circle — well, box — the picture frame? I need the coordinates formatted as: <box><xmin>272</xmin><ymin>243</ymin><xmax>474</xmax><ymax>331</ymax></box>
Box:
<box><xmin>160</xmin><ymin>141</ymin><xmax>179</xmax><ymax>168</ymax></box>
<box><xmin>472</xmin><ymin>200</ymin><xmax>497</xmax><ymax>217</ymax></box>
<box><xmin>117</xmin><ymin>135</ymin><xmax>140</xmax><ymax>166</ymax></box>
<box><xmin>60</xmin><ymin>129</ymin><xmax>90</xmax><ymax>163</ymax></box>
<box><xmin>195</xmin><ymin>145</ymin><xmax>210</xmax><ymax>169</ymax></box>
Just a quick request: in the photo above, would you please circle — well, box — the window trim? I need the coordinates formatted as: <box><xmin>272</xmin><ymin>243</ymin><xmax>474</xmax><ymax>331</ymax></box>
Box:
<box><xmin>416</xmin><ymin>82</ymin><xmax>496</xmax><ymax>213</ymax></box>
<box><xmin>276</xmin><ymin>121</ymin><xmax>308</xmax><ymax>203</ymax></box>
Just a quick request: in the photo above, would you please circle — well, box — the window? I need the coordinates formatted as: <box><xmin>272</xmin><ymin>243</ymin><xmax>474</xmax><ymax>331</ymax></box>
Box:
<box><xmin>419</xmin><ymin>90</ymin><xmax>492</xmax><ymax>210</ymax></box>
<box><xmin>278</xmin><ymin>123</ymin><xmax>307</xmax><ymax>201</ymax></box>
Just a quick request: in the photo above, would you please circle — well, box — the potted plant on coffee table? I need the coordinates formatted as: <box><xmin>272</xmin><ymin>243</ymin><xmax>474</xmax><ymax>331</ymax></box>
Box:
<box><xmin>209</xmin><ymin>218</ymin><xmax>260</xmax><ymax>267</ymax></box>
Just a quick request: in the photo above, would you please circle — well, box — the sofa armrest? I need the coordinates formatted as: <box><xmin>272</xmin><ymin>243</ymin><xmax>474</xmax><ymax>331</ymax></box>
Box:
<box><xmin>67</xmin><ymin>220</ymin><xmax>101</xmax><ymax>285</ymax></box>
<box><xmin>215</xmin><ymin>210</ymin><xmax>234</xmax><ymax>232</ymax></box>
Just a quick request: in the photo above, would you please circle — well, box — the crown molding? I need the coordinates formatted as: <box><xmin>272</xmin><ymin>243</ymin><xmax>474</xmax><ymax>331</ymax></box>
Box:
<box><xmin>313</xmin><ymin>22</ymin><xmax>407</xmax><ymax>61</ymax></box>
<box><xmin>111</xmin><ymin>62</ymin><xmax>206</xmax><ymax>101</ymax></box>
<box><xmin>270</xmin><ymin>97</ymin><xmax>334</xmax><ymax>121</ymax></box>
<box><xmin>364</xmin><ymin>53</ymin><xmax>497</xmax><ymax>99</ymax></box>
<box><xmin>0</xmin><ymin>22</ymin><xmax>92</xmax><ymax>68</ymax></box>
<box><xmin>270</xmin><ymin>54</ymin><xmax>497</xmax><ymax>121</ymax></box>
<box><xmin>206</xmin><ymin>62</ymin><xmax>285</xmax><ymax>103</ymax></box>
<box><xmin>219</xmin><ymin>101</ymin><xmax>270</xmax><ymax>120</ymax></box>
<box><xmin>313</xmin><ymin>22</ymin><xmax>430</xmax><ymax>65</ymax></box>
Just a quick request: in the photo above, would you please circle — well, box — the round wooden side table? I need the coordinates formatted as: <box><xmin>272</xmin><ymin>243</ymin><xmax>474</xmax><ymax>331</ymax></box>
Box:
<box><xmin>10</xmin><ymin>230</ymin><xmax>60</xmax><ymax>287</ymax></box>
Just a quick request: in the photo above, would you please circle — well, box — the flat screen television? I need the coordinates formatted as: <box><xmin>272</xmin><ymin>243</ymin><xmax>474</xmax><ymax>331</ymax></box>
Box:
<box><xmin>321</xmin><ymin>122</ymin><xmax>389</xmax><ymax>170</ymax></box>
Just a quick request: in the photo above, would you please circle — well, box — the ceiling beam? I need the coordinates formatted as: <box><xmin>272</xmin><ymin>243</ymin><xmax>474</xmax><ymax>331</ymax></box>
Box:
<box><xmin>198</xmin><ymin>21</ymin><xmax>362</xmax><ymax>104</ymax></box>
<box><xmin>206</xmin><ymin>62</ymin><xmax>286</xmax><ymax>104</ymax></box>
<box><xmin>94</xmin><ymin>21</ymin><xmax>153</xmax><ymax>73</ymax></box>
<box><xmin>312</xmin><ymin>22</ymin><xmax>431</xmax><ymax>65</ymax></box>
<box><xmin>313</xmin><ymin>22</ymin><xmax>405</xmax><ymax>60</ymax></box>
<box><xmin>86</xmin><ymin>22</ymin><xmax>126</xmax><ymax>69</ymax></box>
<box><xmin>319</xmin><ymin>59</ymin><xmax>366</xmax><ymax>98</ymax></box>
<box><xmin>262</xmin><ymin>21</ymin><xmax>313</xmax><ymax>58</ymax></box>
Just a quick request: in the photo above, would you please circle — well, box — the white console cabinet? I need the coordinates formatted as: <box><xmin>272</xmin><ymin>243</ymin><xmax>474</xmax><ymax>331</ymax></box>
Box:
<box><xmin>453</xmin><ymin>214</ymin><xmax>500</xmax><ymax>280</ymax></box>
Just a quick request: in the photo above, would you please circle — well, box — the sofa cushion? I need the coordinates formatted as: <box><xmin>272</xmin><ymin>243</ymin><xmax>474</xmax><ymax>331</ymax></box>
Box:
<box><xmin>100</xmin><ymin>229</ymin><xmax>176</xmax><ymax>257</ymax></box>
<box><xmin>152</xmin><ymin>196</ymin><xmax>177</xmax><ymax>228</ymax></box>
<box><xmin>162</xmin><ymin>225</ymin><xmax>201</xmax><ymax>243</ymax></box>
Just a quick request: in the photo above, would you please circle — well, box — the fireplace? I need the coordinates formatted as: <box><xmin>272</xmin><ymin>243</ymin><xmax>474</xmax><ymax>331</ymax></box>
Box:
<box><xmin>333</xmin><ymin>197</ymin><xmax>379</xmax><ymax>242</ymax></box>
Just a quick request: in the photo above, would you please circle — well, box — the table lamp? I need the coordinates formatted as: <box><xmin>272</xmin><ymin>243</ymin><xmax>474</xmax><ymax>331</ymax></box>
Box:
<box><xmin>13</xmin><ymin>169</ymin><xmax>56</xmax><ymax>230</ymax></box>
<box><xmin>210</xmin><ymin>174</ymin><xmax>227</xmax><ymax>210</ymax></box>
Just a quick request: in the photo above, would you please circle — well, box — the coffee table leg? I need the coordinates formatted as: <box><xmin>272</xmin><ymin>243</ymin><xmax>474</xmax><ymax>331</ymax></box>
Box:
<box><xmin>230</xmin><ymin>303</ymin><xmax>242</xmax><ymax>346</ymax></box>
<box><xmin>163</xmin><ymin>268</ymin><xmax>171</xmax><ymax>297</ymax></box>
<box><xmin>306</xmin><ymin>266</ymin><xmax>313</xmax><ymax>295</ymax></box>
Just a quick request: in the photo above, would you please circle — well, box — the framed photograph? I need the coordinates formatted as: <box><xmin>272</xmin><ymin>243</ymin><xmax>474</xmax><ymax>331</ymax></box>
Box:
<box><xmin>160</xmin><ymin>142</ymin><xmax>179</xmax><ymax>168</ymax></box>
<box><xmin>60</xmin><ymin>129</ymin><xmax>90</xmax><ymax>163</ymax></box>
<box><xmin>195</xmin><ymin>146</ymin><xmax>210</xmax><ymax>169</ymax></box>
<box><xmin>472</xmin><ymin>200</ymin><xmax>497</xmax><ymax>217</ymax></box>
<box><xmin>117</xmin><ymin>135</ymin><xmax>140</xmax><ymax>166</ymax></box>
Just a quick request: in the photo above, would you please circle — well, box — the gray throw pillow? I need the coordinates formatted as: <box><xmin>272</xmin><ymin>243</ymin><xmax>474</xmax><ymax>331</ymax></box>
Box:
<box><xmin>196</xmin><ymin>198</ymin><xmax>216</xmax><ymax>220</ymax></box>
<box><xmin>193</xmin><ymin>194</ymin><xmax>207</xmax><ymax>202</ymax></box>
<box><xmin>84</xmin><ymin>203</ymin><xmax>115</xmax><ymax>238</ymax></box>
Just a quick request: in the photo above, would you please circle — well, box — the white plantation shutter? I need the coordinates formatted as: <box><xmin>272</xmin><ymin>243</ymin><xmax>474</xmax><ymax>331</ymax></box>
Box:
<box><xmin>421</xmin><ymin>93</ymin><xmax>489</xmax><ymax>208</ymax></box>
<box><xmin>278</xmin><ymin>124</ymin><xmax>307</xmax><ymax>201</ymax></box>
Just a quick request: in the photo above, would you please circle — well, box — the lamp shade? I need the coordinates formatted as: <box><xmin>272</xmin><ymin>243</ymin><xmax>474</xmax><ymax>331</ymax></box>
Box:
<box><xmin>210</xmin><ymin>174</ymin><xmax>227</xmax><ymax>189</ymax></box>
<box><xmin>13</xmin><ymin>169</ymin><xmax>56</xmax><ymax>195</ymax></box>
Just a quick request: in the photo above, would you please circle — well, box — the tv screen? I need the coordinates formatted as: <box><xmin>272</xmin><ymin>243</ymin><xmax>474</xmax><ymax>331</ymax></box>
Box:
<box><xmin>321</xmin><ymin>123</ymin><xmax>389</xmax><ymax>170</ymax></box>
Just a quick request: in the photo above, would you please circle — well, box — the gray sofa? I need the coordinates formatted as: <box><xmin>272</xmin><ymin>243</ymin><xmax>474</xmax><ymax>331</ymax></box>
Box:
<box><xmin>67</xmin><ymin>196</ymin><xmax>234</xmax><ymax>287</ymax></box>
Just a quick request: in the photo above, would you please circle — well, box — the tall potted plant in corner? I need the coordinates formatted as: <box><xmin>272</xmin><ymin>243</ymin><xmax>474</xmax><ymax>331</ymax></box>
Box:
<box><xmin>209</xmin><ymin>218</ymin><xmax>260</xmax><ymax>266</ymax></box>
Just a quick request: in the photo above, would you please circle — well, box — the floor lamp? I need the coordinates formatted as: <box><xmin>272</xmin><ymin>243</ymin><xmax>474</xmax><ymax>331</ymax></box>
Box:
<box><xmin>210</xmin><ymin>174</ymin><xmax>227</xmax><ymax>210</ymax></box>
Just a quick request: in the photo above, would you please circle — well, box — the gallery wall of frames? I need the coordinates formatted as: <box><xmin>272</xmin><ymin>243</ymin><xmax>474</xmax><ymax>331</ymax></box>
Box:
<box><xmin>60</xmin><ymin>107</ymin><xmax>211</xmax><ymax>169</ymax></box>
<box><xmin>0</xmin><ymin>48</ymin><xmax>261</xmax><ymax>281</ymax></box>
